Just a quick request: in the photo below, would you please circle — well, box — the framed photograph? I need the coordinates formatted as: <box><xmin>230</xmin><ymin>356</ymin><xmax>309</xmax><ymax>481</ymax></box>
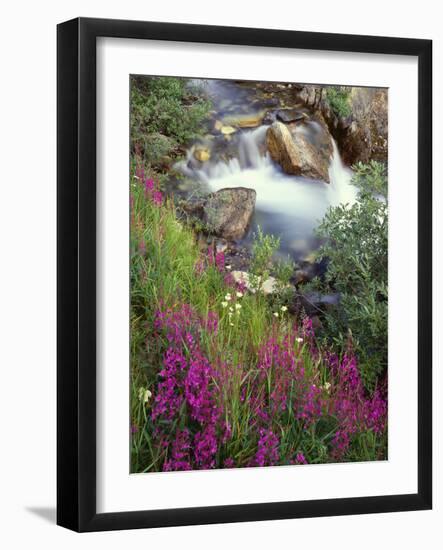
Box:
<box><xmin>57</xmin><ymin>17</ymin><xmax>432</xmax><ymax>532</ymax></box>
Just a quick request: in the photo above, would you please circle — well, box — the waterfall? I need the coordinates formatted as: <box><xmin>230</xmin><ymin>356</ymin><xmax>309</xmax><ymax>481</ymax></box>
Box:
<box><xmin>327</xmin><ymin>139</ymin><xmax>358</xmax><ymax>207</ymax></box>
<box><xmin>174</xmin><ymin>125</ymin><xmax>357</xmax><ymax>259</ymax></box>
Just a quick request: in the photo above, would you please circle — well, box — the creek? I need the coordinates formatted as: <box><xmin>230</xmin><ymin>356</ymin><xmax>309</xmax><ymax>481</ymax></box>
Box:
<box><xmin>174</xmin><ymin>79</ymin><xmax>358</xmax><ymax>261</ymax></box>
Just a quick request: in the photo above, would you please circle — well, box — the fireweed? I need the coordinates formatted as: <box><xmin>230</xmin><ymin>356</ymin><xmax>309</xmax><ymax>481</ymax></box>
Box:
<box><xmin>130</xmin><ymin>171</ymin><xmax>387</xmax><ymax>472</ymax></box>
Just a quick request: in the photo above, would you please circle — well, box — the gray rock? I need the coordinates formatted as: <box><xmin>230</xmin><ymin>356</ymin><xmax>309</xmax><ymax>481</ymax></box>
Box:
<box><xmin>276</xmin><ymin>109</ymin><xmax>307</xmax><ymax>123</ymax></box>
<box><xmin>203</xmin><ymin>188</ymin><xmax>256</xmax><ymax>240</ymax></box>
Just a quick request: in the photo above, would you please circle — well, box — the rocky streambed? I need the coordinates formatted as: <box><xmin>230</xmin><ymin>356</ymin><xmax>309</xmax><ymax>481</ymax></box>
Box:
<box><xmin>167</xmin><ymin>78</ymin><xmax>387</xmax><ymax>303</ymax></box>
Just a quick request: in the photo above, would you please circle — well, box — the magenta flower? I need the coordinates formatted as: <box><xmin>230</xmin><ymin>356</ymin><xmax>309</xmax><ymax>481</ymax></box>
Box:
<box><xmin>152</xmin><ymin>190</ymin><xmax>163</xmax><ymax>206</ymax></box>
<box><xmin>144</xmin><ymin>178</ymin><xmax>155</xmax><ymax>191</ymax></box>
<box><xmin>253</xmin><ymin>428</ymin><xmax>280</xmax><ymax>467</ymax></box>
<box><xmin>295</xmin><ymin>452</ymin><xmax>307</xmax><ymax>465</ymax></box>
<box><xmin>163</xmin><ymin>429</ymin><xmax>192</xmax><ymax>471</ymax></box>
<box><xmin>193</xmin><ymin>425</ymin><xmax>217</xmax><ymax>469</ymax></box>
<box><xmin>215</xmin><ymin>251</ymin><xmax>225</xmax><ymax>272</ymax></box>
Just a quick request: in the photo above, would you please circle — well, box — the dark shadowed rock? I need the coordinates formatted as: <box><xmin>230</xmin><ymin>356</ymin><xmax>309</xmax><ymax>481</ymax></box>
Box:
<box><xmin>290</xmin><ymin>291</ymin><xmax>340</xmax><ymax>317</ymax></box>
<box><xmin>263</xmin><ymin>111</ymin><xmax>277</xmax><ymax>125</ymax></box>
<box><xmin>266</xmin><ymin>121</ymin><xmax>330</xmax><ymax>182</ymax></box>
<box><xmin>276</xmin><ymin>109</ymin><xmax>307</xmax><ymax>123</ymax></box>
<box><xmin>203</xmin><ymin>187</ymin><xmax>256</xmax><ymax>240</ymax></box>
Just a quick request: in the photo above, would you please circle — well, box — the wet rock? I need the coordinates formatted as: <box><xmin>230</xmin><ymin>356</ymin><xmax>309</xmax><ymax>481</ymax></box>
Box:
<box><xmin>214</xmin><ymin>120</ymin><xmax>224</xmax><ymax>131</ymax></box>
<box><xmin>220</xmin><ymin>125</ymin><xmax>237</xmax><ymax>135</ymax></box>
<box><xmin>222</xmin><ymin>112</ymin><xmax>264</xmax><ymax>128</ymax></box>
<box><xmin>202</xmin><ymin>187</ymin><xmax>256</xmax><ymax>240</ymax></box>
<box><xmin>266</xmin><ymin>121</ymin><xmax>299</xmax><ymax>174</ymax></box>
<box><xmin>276</xmin><ymin>109</ymin><xmax>307</xmax><ymax>123</ymax></box>
<box><xmin>266</xmin><ymin>121</ymin><xmax>330</xmax><ymax>182</ymax></box>
<box><xmin>194</xmin><ymin>147</ymin><xmax>211</xmax><ymax>162</ymax></box>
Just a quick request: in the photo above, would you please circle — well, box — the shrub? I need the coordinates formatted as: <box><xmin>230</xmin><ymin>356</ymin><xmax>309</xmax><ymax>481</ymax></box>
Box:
<box><xmin>250</xmin><ymin>226</ymin><xmax>280</xmax><ymax>285</ymax></box>
<box><xmin>131</xmin><ymin>76</ymin><xmax>212</xmax><ymax>163</ymax></box>
<box><xmin>326</xmin><ymin>86</ymin><xmax>352</xmax><ymax>118</ymax></box>
<box><xmin>308</xmin><ymin>163</ymin><xmax>388</xmax><ymax>390</ymax></box>
<box><xmin>352</xmin><ymin>160</ymin><xmax>387</xmax><ymax>197</ymax></box>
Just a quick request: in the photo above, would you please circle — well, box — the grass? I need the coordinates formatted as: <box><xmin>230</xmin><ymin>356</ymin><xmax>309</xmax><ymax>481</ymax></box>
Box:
<box><xmin>129</xmin><ymin>165</ymin><xmax>387</xmax><ymax>473</ymax></box>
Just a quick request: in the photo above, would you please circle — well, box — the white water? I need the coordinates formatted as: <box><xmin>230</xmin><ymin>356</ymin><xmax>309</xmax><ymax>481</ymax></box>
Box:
<box><xmin>175</xmin><ymin>123</ymin><xmax>357</xmax><ymax>259</ymax></box>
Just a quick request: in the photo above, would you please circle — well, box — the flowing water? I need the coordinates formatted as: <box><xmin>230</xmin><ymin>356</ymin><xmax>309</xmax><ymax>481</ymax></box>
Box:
<box><xmin>174</xmin><ymin>80</ymin><xmax>358</xmax><ymax>261</ymax></box>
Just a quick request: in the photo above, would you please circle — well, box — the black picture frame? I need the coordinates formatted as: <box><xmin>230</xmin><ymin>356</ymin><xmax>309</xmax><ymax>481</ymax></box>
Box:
<box><xmin>57</xmin><ymin>17</ymin><xmax>432</xmax><ymax>532</ymax></box>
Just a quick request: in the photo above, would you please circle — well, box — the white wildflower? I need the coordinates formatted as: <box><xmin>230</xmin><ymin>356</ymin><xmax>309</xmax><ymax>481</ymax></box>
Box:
<box><xmin>225</xmin><ymin>293</ymin><xmax>232</xmax><ymax>301</ymax></box>
<box><xmin>235</xmin><ymin>303</ymin><xmax>242</xmax><ymax>310</ymax></box>
<box><xmin>221</xmin><ymin>301</ymin><xmax>228</xmax><ymax>308</ymax></box>
<box><xmin>230</xmin><ymin>322</ymin><xmax>234</xmax><ymax>326</ymax></box>
<box><xmin>229</xmin><ymin>306</ymin><xmax>234</xmax><ymax>313</ymax></box>
<box><xmin>324</xmin><ymin>382</ymin><xmax>331</xmax><ymax>392</ymax></box>
<box><xmin>280</xmin><ymin>305</ymin><xmax>288</xmax><ymax>312</ymax></box>
<box><xmin>138</xmin><ymin>387</ymin><xmax>152</xmax><ymax>404</ymax></box>
<box><xmin>273</xmin><ymin>312</ymin><xmax>279</xmax><ymax>318</ymax></box>
<box><xmin>236</xmin><ymin>291</ymin><xmax>243</xmax><ymax>298</ymax></box>
<box><xmin>225</xmin><ymin>265</ymin><xmax>232</xmax><ymax>271</ymax></box>
<box><xmin>296</xmin><ymin>337</ymin><xmax>303</xmax><ymax>343</ymax></box>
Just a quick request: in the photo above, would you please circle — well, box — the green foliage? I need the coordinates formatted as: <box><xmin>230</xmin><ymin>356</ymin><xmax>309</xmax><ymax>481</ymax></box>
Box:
<box><xmin>131</xmin><ymin>76</ymin><xmax>212</xmax><ymax>164</ymax></box>
<box><xmin>139</xmin><ymin>132</ymin><xmax>175</xmax><ymax>166</ymax></box>
<box><xmin>274</xmin><ymin>256</ymin><xmax>296</xmax><ymax>287</ymax></box>
<box><xmin>352</xmin><ymin>160</ymin><xmax>388</xmax><ymax>198</ymax></box>
<box><xmin>326</xmin><ymin>86</ymin><xmax>352</xmax><ymax>118</ymax></box>
<box><xmin>250</xmin><ymin>226</ymin><xmax>280</xmax><ymax>286</ymax></box>
<box><xmin>130</xmin><ymin>168</ymin><xmax>387</xmax><ymax>472</ymax></box>
<box><xmin>310</xmin><ymin>169</ymin><xmax>388</xmax><ymax>390</ymax></box>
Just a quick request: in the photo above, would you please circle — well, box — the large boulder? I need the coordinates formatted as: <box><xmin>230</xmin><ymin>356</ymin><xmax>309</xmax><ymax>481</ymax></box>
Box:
<box><xmin>266</xmin><ymin>121</ymin><xmax>330</xmax><ymax>182</ymax></box>
<box><xmin>202</xmin><ymin>187</ymin><xmax>256</xmax><ymax>240</ymax></box>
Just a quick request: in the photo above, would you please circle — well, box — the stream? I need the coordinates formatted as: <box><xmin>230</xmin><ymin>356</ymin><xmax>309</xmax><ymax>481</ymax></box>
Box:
<box><xmin>173</xmin><ymin>79</ymin><xmax>358</xmax><ymax>262</ymax></box>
